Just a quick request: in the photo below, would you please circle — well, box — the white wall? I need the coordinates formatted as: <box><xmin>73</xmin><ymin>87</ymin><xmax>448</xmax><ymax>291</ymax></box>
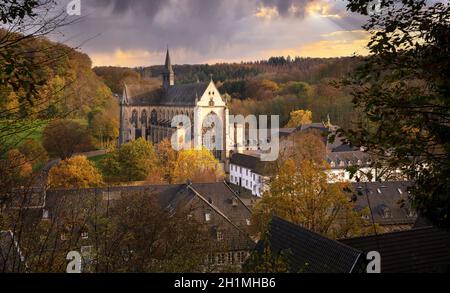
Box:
<box><xmin>229</xmin><ymin>163</ymin><xmax>267</xmax><ymax>197</ymax></box>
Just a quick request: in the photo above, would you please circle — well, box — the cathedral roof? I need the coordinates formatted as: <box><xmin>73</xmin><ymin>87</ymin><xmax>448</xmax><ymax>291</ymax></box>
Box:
<box><xmin>125</xmin><ymin>82</ymin><xmax>210</xmax><ymax>107</ymax></box>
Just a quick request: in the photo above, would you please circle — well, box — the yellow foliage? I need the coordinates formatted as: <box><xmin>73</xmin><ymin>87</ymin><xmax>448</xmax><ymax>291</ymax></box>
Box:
<box><xmin>286</xmin><ymin>109</ymin><xmax>313</xmax><ymax>128</ymax></box>
<box><xmin>172</xmin><ymin>148</ymin><xmax>224</xmax><ymax>183</ymax></box>
<box><xmin>49</xmin><ymin>155</ymin><xmax>103</xmax><ymax>189</ymax></box>
<box><xmin>252</xmin><ymin>159</ymin><xmax>373</xmax><ymax>239</ymax></box>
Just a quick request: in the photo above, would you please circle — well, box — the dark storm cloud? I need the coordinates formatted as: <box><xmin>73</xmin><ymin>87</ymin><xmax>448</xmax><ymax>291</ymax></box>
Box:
<box><xmin>55</xmin><ymin>0</ymin><xmax>365</xmax><ymax>65</ymax></box>
<box><xmin>261</xmin><ymin>0</ymin><xmax>313</xmax><ymax>16</ymax></box>
<box><xmin>86</xmin><ymin>0</ymin><xmax>169</xmax><ymax>17</ymax></box>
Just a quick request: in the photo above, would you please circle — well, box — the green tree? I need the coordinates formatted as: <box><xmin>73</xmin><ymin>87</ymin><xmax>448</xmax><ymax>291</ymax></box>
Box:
<box><xmin>18</xmin><ymin>138</ymin><xmax>48</xmax><ymax>170</ymax></box>
<box><xmin>100</xmin><ymin>138</ymin><xmax>158</xmax><ymax>182</ymax></box>
<box><xmin>242</xmin><ymin>236</ymin><xmax>290</xmax><ymax>273</ymax></box>
<box><xmin>342</xmin><ymin>0</ymin><xmax>450</xmax><ymax>228</ymax></box>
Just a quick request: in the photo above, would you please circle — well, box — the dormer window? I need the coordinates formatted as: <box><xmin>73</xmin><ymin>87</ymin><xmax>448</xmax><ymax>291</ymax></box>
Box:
<box><xmin>377</xmin><ymin>188</ymin><xmax>382</xmax><ymax>194</ymax></box>
<box><xmin>217</xmin><ymin>231</ymin><xmax>224</xmax><ymax>241</ymax></box>
<box><xmin>380</xmin><ymin>206</ymin><xmax>392</xmax><ymax>218</ymax></box>
<box><xmin>405</xmin><ymin>208</ymin><xmax>417</xmax><ymax>218</ymax></box>
<box><xmin>246</xmin><ymin>219</ymin><xmax>251</xmax><ymax>226</ymax></box>
<box><xmin>205</xmin><ymin>213</ymin><xmax>211</xmax><ymax>222</ymax></box>
<box><xmin>42</xmin><ymin>209</ymin><xmax>49</xmax><ymax>219</ymax></box>
<box><xmin>397</xmin><ymin>188</ymin><xmax>403</xmax><ymax>195</ymax></box>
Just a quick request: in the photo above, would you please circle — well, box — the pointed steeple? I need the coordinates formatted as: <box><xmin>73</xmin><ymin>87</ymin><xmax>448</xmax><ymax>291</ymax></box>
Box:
<box><xmin>164</xmin><ymin>47</ymin><xmax>173</xmax><ymax>72</ymax></box>
<box><xmin>162</xmin><ymin>47</ymin><xmax>174</xmax><ymax>89</ymax></box>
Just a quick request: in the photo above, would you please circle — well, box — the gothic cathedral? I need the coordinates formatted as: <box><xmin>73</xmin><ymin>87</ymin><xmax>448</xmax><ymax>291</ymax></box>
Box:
<box><xmin>119</xmin><ymin>49</ymin><xmax>236</xmax><ymax>162</ymax></box>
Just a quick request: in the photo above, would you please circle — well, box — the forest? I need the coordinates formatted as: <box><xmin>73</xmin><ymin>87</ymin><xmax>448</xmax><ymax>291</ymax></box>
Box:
<box><xmin>94</xmin><ymin>56</ymin><xmax>362</xmax><ymax>129</ymax></box>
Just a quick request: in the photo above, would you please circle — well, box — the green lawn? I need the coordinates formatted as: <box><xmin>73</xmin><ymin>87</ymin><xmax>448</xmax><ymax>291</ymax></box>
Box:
<box><xmin>88</xmin><ymin>154</ymin><xmax>107</xmax><ymax>169</ymax></box>
<box><xmin>1</xmin><ymin>118</ymin><xmax>88</xmax><ymax>150</ymax></box>
<box><xmin>1</xmin><ymin>120</ymin><xmax>48</xmax><ymax>147</ymax></box>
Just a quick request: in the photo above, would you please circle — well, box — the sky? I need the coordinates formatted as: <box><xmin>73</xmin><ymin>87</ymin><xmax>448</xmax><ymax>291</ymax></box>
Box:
<box><xmin>55</xmin><ymin>0</ymin><xmax>372</xmax><ymax>67</ymax></box>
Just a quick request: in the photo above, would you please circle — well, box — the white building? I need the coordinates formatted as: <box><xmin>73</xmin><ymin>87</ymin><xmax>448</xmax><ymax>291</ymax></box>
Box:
<box><xmin>229</xmin><ymin>153</ymin><xmax>270</xmax><ymax>197</ymax></box>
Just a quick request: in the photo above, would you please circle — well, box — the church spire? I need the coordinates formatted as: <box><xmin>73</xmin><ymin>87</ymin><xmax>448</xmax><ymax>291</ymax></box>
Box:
<box><xmin>164</xmin><ymin>46</ymin><xmax>173</xmax><ymax>72</ymax></box>
<box><xmin>162</xmin><ymin>47</ymin><xmax>174</xmax><ymax>90</ymax></box>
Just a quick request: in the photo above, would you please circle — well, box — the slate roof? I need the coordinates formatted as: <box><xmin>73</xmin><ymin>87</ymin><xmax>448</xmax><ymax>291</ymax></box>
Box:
<box><xmin>43</xmin><ymin>182</ymin><xmax>255</xmax><ymax>252</ymax></box>
<box><xmin>340</xmin><ymin>227</ymin><xmax>450</xmax><ymax>273</ymax></box>
<box><xmin>327</xmin><ymin>151</ymin><xmax>371</xmax><ymax>169</ymax></box>
<box><xmin>125</xmin><ymin>82</ymin><xmax>210</xmax><ymax>107</ymax></box>
<box><xmin>265</xmin><ymin>217</ymin><xmax>364</xmax><ymax>273</ymax></box>
<box><xmin>230</xmin><ymin>153</ymin><xmax>272</xmax><ymax>176</ymax></box>
<box><xmin>351</xmin><ymin>181</ymin><xmax>416</xmax><ymax>226</ymax></box>
<box><xmin>0</xmin><ymin>231</ymin><xmax>25</xmax><ymax>273</ymax></box>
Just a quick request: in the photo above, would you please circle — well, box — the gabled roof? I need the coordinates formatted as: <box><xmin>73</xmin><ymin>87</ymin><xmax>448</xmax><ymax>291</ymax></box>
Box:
<box><xmin>340</xmin><ymin>227</ymin><xmax>450</xmax><ymax>273</ymax></box>
<box><xmin>327</xmin><ymin>151</ymin><xmax>370</xmax><ymax>169</ymax></box>
<box><xmin>163</xmin><ymin>82</ymin><xmax>209</xmax><ymax>106</ymax></box>
<box><xmin>351</xmin><ymin>181</ymin><xmax>416</xmax><ymax>225</ymax></box>
<box><xmin>230</xmin><ymin>153</ymin><xmax>272</xmax><ymax>176</ymax></box>
<box><xmin>43</xmin><ymin>182</ymin><xmax>255</xmax><ymax>252</ymax></box>
<box><xmin>124</xmin><ymin>82</ymin><xmax>210</xmax><ymax>107</ymax></box>
<box><xmin>265</xmin><ymin>217</ymin><xmax>364</xmax><ymax>273</ymax></box>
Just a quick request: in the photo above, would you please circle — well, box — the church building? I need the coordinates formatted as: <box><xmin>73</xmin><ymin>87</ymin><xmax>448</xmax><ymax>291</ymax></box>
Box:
<box><xmin>119</xmin><ymin>49</ymin><xmax>238</xmax><ymax>162</ymax></box>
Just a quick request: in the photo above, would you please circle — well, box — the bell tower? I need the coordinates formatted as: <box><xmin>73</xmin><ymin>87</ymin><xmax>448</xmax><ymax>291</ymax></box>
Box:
<box><xmin>162</xmin><ymin>48</ymin><xmax>174</xmax><ymax>90</ymax></box>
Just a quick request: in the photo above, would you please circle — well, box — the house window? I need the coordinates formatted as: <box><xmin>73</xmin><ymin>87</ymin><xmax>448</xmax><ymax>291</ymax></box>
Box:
<box><xmin>217</xmin><ymin>253</ymin><xmax>226</xmax><ymax>265</ymax></box>
<box><xmin>246</xmin><ymin>219</ymin><xmax>251</xmax><ymax>226</ymax></box>
<box><xmin>207</xmin><ymin>254</ymin><xmax>215</xmax><ymax>265</ymax></box>
<box><xmin>227</xmin><ymin>252</ymin><xmax>233</xmax><ymax>264</ymax></box>
<box><xmin>60</xmin><ymin>233</ymin><xmax>69</xmax><ymax>241</ymax></box>
<box><xmin>217</xmin><ymin>231</ymin><xmax>224</xmax><ymax>241</ymax></box>
<box><xmin>381</xmin><ymin>206</ymin><xmax>392</xmax><ymax>218</ymax></box>
<box><xmin>81</xmin><ymin>232</ymin><xmax>89</xmax><ymax>240</ymax></box>
<box><xmin>205</xmin><ymin>213</ymin><xmax>211</xmax><ymax>222</ymax></box>
<box><xmin>237</xmin><ymin>251</ymin><xmax>247</xmax><ymax>264</ymax></box>
<box><xmin>42</xmin><ymin>209</ymin><xmax>49</xmax><ymax>219</ymax></box>
<box><xmin>397</xmin><ymin>188</ymin><xmax>403</xmax><ymax>195</ymax></box>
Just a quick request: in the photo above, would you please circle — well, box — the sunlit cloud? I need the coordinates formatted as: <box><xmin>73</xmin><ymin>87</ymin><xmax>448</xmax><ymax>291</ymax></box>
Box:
<box><xmin>263</xmin><ymin>29</ymin><xmax>371</xmax><ymax>58</ymax></box>
<box><xmin>90</xmin><ymin>49</ymin><xmax>160</xmax><ymax>67</ymax></box>
<box><xmin>255</xmin><ymin>5</ymin><xmax>279</xmax><ymax>20</ymax></box>
<box><xmin>306</xmin><ymin>0</ymin><xmax>344</xmax><ymax>18</ymax></box>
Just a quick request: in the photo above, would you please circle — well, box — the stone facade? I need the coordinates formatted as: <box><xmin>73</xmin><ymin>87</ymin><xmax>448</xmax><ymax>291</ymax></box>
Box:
<box><xmin>119</xmin><ymin>49</ymin><xmax>239</xmax><ymax>162</ymax></box>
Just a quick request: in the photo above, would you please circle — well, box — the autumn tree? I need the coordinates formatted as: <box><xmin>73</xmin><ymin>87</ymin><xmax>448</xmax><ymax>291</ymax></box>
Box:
<box><xmin>154</xmin><ymin>138</ymin><xmax>178</xmax><ymax>183</ymax></box>
<box><xmin>48</xmin><ymin>156</ymin><xmax>103</xmax><ymax>189</ymax></box>
<box><xmin>286</xmin><ymin>109</ymin><xmax>313</xmax><ymax>128</ymax></box>
<box><xmin>100</xmin><ymin>138</ymin><xmax>158</xmax><ymax>182</ymax></box>
<box><xmin>94</xmin><ymin>192</ymin><xmax>214</xmax><ymax>273</ymax></box>
<box><xmin>172</xmin><ymin>148</ymin><xmax>224</xmax><ymax>184</ymax></box>
<box><xmin>42</xmin><ymin>120</ymin><xmax>94</xmax><ymax>160</ymax></box>
<box><xmin>0</xmin><ymin>149</ymin><xmax>32</xmax><ymax>192</ymax></box>
<box><xmin>18</xmin><ymin>138</ymin><xmax>48</xmax><ymax>170</ymax></box>
<box><xmin>88</xmin><ymin>110</ymin><xmax>119</xmax><ymax>149</ymax></box>
<box><xmin>342</xmin><ymin>1</ymin><xmax>450</xmax><ymax>227</ymax></box>
<box><xmin>251</xmin><ymin>159</ymin><xmax>372</xmax><ymax>239</ymax></box>
<box><xmin>279</xmin><ymin>130</ymin><xmax>327</xmax><ymax>168</ymax></box>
